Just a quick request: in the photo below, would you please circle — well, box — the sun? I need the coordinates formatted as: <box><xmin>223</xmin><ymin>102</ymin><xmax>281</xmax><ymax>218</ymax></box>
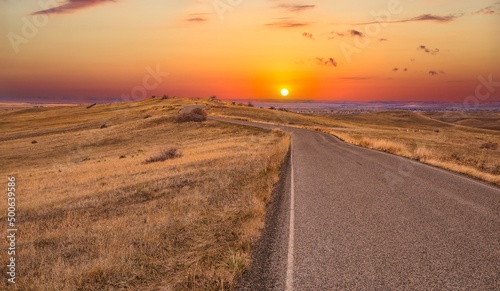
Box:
<box><xmin>281</xmin><ymin>88</ymin><xmax>289</xmax><ymax>97</ymax></box>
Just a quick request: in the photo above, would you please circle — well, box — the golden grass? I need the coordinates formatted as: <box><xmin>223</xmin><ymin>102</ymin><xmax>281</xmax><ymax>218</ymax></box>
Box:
<box><xmin>0</xmin><ymin>98</ymin><xmax>289</xmax><ymax>290</ymax></box>
<box><xmin>329</xmin><ymin>131</ymin><xmax>500</xmax><ymax>185</ymax></box>
<box><xmin>211</xmin><ymin>105</ymin><xmax>500</xmax><ymax>186</ymax></box>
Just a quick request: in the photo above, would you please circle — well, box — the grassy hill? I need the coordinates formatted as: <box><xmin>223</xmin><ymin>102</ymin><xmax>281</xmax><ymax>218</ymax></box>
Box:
<box><xmin>0</xmin><ymin>98</ymin><xmax>289</xmax><ymax>290</ymax></box>
<box><xmin>211</xmin><ymin>104</ymin><xmax>500</xmax><ymax>186</ymax></box>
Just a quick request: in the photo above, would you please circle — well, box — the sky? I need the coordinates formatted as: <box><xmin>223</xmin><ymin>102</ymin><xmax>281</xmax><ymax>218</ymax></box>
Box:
<box><xmin>0</xmin><ymin>0</ymin><xmax>499</xmax><ymax>102</ymax></box>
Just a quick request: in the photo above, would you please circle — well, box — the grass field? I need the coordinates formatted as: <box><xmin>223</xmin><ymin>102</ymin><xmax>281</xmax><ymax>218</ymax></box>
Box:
<box><xmin>210</xmin><ymin>104</ymin><xmax>500</xmax><ymax>186</ymax></box>
<box><xmin>0</xmin><ymin>98</ymin><xmax>289</xmax><ymax>290</ymax></box>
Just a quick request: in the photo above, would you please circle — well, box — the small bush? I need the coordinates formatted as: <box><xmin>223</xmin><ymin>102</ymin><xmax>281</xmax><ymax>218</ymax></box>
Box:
<box><xmin>176</xmin><ymin>108</ymin><xmax>207</xmax><ymax>123</ymax></box>
<box><xmin>272</xmin><ymin>128</ymin><xmax>285</xmax><ymax>137</ymax></box>
<box><xmin>144</xmin><ymin>148</ymin><xmax>182</xmax><ymax>164</ymax></box>
<box><xmin>269</xmin><ymin>106</ymin><xmax>276</xmax><ymax>110</ymax></box>
<box><xmin>31</xmin><ymin>140</ymin><xmax>37</xmax><ymax>144</ymax></box>
<box><xmin>480</xmin><ymin>142</ymin><xmax>498</xmax><ymax>150</ymax></box>
<box><xmin>100</xmin><ymin>124</ymin><xmax>107</xmax><ymax>129</ymax></box>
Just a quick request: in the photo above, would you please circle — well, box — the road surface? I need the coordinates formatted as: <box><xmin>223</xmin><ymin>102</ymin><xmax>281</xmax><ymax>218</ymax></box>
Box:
<box><xmin>210</xmin><ymin>117</ymin><xmax>500</xmax><ymax>290</ymax></box>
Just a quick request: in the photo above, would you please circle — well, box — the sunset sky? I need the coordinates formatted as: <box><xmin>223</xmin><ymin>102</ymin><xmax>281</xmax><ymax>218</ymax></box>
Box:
<box><xmin>1</xmin><ymin>0</ymin><xmax>499</xmax><ymax>102</ymax></box>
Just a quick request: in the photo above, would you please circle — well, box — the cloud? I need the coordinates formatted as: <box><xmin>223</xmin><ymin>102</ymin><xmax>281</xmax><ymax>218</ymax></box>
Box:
<box><xmin>418</xmin><ymin>45</ymin><xmax>440</xmax><ymax>55</ymax></box>
<box><xmin>266</xmin><ymin>19</ymin><xmax>310</xmax><ymax>28</ymax></box>
<box><xmin>429</xmin><ymin>70</ymin><xmax>445</xmax><ymax>76</ymax></box>
<box><xmin>331</xmin><ymin>31</ymin><xmax>345</xmax><ymax>37</ymax></box>
<box><xmin>329</xmin><ymin>30</ymin><xmax>363</xmax><ymax>38</ymax></box>
<box><xmin>302</xmin><ymin>32</ymin><xmax>314</xmax><ymax>39</ymax></box>
<box><xmin>355</xmin><ymin>13</ymin><xmax>463</xmax><ymax>25</ymax></box>
<box><xmin>32</xmin><ymin>0</ymin><xmax>116</xmax><ymax>15</ymax></box>
<box><xmin>316</xmin><ymin>57</ymin><xmax>337</xmax><ymax>67</ymax></box>
<box><xmin>472</xmin><ymin>6</ymin><xmax>496</xmax><ymax>15</ymax></box>
<box><xmin>348</xmin><ymin>29</ymin><xmax>364</xmax><ymax>37</ymax></box>
<box><xmin>187</xmin><ymin>17</ymin><xmax>208</xmax><ymax>22</ymax></box>
<box><xmin>276</xmin><ymin>4</ymin><xmax>316</xmax><ymax>12</ymax></box>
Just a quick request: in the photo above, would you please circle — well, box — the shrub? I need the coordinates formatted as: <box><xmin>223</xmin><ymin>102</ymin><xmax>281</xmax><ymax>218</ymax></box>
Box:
<box><xmin>480</xmin><ymin>142</ymin><xmax>498</xmax><ymax>150</ymax></box>
<box><xmin>175</xmin><ymin>108</ymin><xmax>207</xmax><ymax>123</ymax></box>
<box><xmin>144</xmin><ymin>148</ymin><xmax>182</xmax><ymax>164</ymax></box>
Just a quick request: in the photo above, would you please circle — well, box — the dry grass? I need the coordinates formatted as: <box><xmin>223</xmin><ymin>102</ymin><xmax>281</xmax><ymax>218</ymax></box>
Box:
<box><xmin>0</xmin><ymin>98</ymin><xmax>289</xmax><ymax>290</ymax></box>
<box><xmin>176</xmin><ymin>108</ymin><xmax>208</xmax><ymax>123</ymax></box>
<box><xmin>144</xmin><ymin>147</ymin><xmax>182</xmax><ymax>164</ymax></box>
<box><xmin>210</xmin><ymin>105</ymin><xmax>500</xmax><ymax>186</ymax></box>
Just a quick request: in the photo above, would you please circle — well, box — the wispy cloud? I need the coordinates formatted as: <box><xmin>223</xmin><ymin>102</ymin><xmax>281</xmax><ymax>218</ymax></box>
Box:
<box><xmin>302</xmin><ymin>32</ymin><xmax>314</xmax><ymax>39</ymax></box>
<box><xmin>348</xmin><ymin>29</ymin><xmax>364</xmax><ymax>37</ymax></box>
<box><xmin>355</xmin><ymin>13</ymin><xmax>463</xmax><ymax>25</ymax></box>
<box><xmin>472</xmin><ymin>6</ymin><xmax>496</xmax><ymax>15</ymax></box>
<box><xmin>186</xmin><ymin>17</ymin><xmax>208</xmax><ymax>22</ymax></box>
<box><xmin>393</xmin><ymin>67</ymin><xmax>408</xmax><ymax>72</ymax></box>
<box><xmin>316</xmin><ymin>57</ymin><xmax>337</xmax><ymax>67</ymax></box>
<box><xmin>32</xmin><ymin>0</ymin><xmax>116</xmax><ymax>15</ymax></box>
<box><xmin>329</xmin><ymin>30</ymin><xmax>364</xmax><ymax>38</ymax></box>
<box><xmin>266</xmin><ymin>19</ymin><xmax>310</xmax><ymax>28</ymax></box>
<box><xmin>429</xmin><ymin>70</ymin><xmax>446</xmax><ymax>76</ymax></box>
<box><xmin>276</xmin><ymin>4</ymin><xmax>316</xmax><ymax>12</ymax></box>
<box><xmin>418</xmin><ymin>45</ymin><xmax>440</xmax><ymax>55</ymax></box>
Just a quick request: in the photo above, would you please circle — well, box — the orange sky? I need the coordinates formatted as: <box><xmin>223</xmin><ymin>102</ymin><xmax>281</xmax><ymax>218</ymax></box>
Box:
<box><xmin>1</xmin><ymin>0</ymin><xmax>499</xmax><ymax>102</ymax></box>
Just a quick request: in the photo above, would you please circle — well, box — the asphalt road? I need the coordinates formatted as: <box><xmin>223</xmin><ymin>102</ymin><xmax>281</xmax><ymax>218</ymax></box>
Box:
<box><xmin>210</xmin><ymin>117</ymin><xmax>500</xmax><ymax>290</ymax></box>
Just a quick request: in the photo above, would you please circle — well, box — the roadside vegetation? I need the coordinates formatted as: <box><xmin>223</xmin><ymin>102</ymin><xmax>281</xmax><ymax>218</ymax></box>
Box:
<box><xmin>210</xmin><ymin>104</ymin><xmax>500</xmax><ymax>186</ymax></box>
<box><xmin>0</xmin><ymin>98</ymin><xmax>289</xmax><ymax>290</ymax></box>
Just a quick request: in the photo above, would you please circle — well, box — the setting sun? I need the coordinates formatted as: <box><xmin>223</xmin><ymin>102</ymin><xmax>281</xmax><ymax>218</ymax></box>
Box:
<box><xmin>281</xmin><ymin>88</ymin><xmax>289</xmax><ymax>97</ymax></box>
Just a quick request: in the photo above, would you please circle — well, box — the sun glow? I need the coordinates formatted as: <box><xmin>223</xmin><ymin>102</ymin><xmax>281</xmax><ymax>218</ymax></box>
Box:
<box><xmin>281</xmin><ymin>88</ymin><xmax>289</xmax><ymax>97</ymax></box>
